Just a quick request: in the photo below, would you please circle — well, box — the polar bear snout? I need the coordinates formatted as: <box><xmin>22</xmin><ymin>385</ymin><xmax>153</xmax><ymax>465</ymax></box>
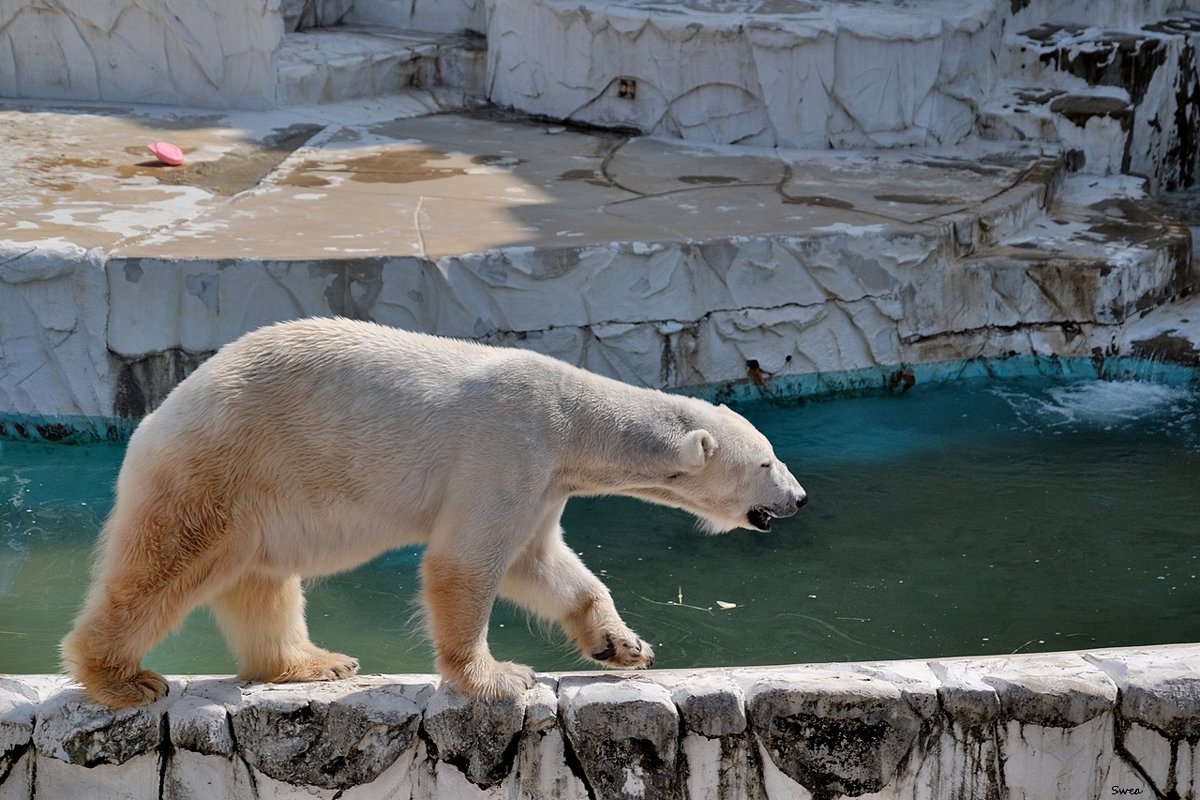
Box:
<box><xmin>780</xmin><ymin>488</ymin><xmax>808</xmax><ymax>517</ymax></box>
<box><xmin>747</xmin><ymin>487</ymin><xmax>806</xmax><ymax>531</ymax></box>
<box><xmin>745</xmin><ymin>461</ymin><xmax>807</xmax><ymax>531</ymax></box>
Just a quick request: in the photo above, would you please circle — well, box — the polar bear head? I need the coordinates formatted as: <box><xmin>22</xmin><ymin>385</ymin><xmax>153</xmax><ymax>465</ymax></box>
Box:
<box><xmin>631</xmin><ymin>403</ymin><xmax>807</xmax><ymax>534</ymax></box>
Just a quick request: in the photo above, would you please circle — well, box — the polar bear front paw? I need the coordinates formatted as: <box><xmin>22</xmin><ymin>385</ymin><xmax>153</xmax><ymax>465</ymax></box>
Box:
<box><xmin>590</xmin><ymin>631</ymin><xmax>655</xmax><ymax>669</ymax></box>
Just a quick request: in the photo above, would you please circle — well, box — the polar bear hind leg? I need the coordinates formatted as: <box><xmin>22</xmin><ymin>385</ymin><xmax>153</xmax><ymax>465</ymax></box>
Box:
<box><xmin>61</xmin><ymin>485</ymin><xmax>245</xmax><ymax>708</ymax></box>
<box><xmin>210</xmin><ymin>573</ymin><xmax>359</xmax><ymax>683</ymax></box>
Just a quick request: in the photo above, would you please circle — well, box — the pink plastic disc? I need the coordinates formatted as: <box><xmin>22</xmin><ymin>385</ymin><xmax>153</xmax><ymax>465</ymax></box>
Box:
<box><xmin>147</xmin><ymin>142</ymin><xmax>184</xmax><ymax>166</ymax></box>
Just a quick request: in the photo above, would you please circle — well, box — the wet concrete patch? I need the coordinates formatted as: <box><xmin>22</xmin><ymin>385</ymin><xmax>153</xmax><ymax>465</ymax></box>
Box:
<box><xmin>281</xmin><ymin>149</ymin><xmax>469</xmax><ymax>187</ymax></box>
<box><xmin>558</xmin><ymin>168</ymin><xmax>611</xmax><ymax>186</ymax></box>
<box><xmin>679</xmin><ymin>174</ymin><xmax>739</xmax><ymax>184</ymax></box>
<box><xmin>26</xmin><ymin>155</ymin><xmax>113</xmax><ymax>192</ymax></box>
<box><xmin>781</xmin><ymin>195</ymin><xmax>855</xmax><ymax>209</ymax></box>
<box><xmin>114</xmin><ymin>124</ymin><xmax>321</xmax><ymax>196</ymax></box>
<box><xmin>471</xmin><ymin>153</ymin><xmax>526</xmax><ymax>168</ymax></box>
<box><xmin>874</xmin><ymin>193</ymin><xmax>963</xmax><ymax>205</ymax></box>
<box><xmin>1049</xmin><ymin>94</ymin><xmax>1133</xmax><ymax>128</ymax></box>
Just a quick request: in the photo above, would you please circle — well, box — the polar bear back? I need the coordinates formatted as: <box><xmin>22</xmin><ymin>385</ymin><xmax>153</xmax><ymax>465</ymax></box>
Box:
<box><xmin>116</xmin><ymin>318</ymin><xmax>795</xmax><ymax>575</ymax></box>
<box><xmin>120</xmin><ymin>320</ymin><xmax>581</xmax><ymax>570</ymax></box>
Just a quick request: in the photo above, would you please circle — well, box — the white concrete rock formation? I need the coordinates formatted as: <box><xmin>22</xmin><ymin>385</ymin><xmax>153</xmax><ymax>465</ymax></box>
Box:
<box><xmin>1</xmin><ymin>647</ymin><xmax>1198</xmax><ymax>799</ymax></box>
<box><xmin>3</xmin><ymin>2</ymin><xmax>1200</xmax><ymax>797</ymax></box>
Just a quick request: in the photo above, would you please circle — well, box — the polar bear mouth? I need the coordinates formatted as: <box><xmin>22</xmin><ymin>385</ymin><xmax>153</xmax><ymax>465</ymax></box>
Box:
<box><xmin>747</xmin><ymin>506</ymin><xmax>775</xmax><ymax>532</ymax></box>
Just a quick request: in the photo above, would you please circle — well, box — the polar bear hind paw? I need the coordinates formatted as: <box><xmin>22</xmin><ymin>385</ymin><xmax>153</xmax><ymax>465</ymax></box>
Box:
<box><xmin>84</xmin><ymin>668</ymin><xmax>169</xmax><ymax>709</ymax></box>
<box><xmin>270</xmin><ymin>649</ymin><xmax>360</xmax><ymax>683</ymax></box>
<box><xmin>450</xmin><ymin>659</ymin><xmax>537</xmax><ymax>700</ymax></box>
<box><xmin>590</xmin><ymin>632</ymin><xmax>655</xmax><ymax>669</ymax></box>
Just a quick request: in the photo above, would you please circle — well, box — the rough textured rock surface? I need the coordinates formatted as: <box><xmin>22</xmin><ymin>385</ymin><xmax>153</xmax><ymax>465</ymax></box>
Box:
<box><xmin>422</xmin><ymin>685</ymin><xmax>526</xmax><ymax>786</ymax></box>
<box><xmin>0</xmin><ymin>0</ymin><xmax>284</xmax><ymax>109</ymax></box>
<box><xmin>747</xmin><ymin>671</ymin><xmax>922</xmax><ymax>796</ymax></box>
<box><xmin>560</xmin><ymin>677</ymin><xmax>681</xmax><ymax>800</ymax></box>
<box><xmin>2</xmin><ymin>648</ymin><xmax>1198</xmax><ymax>799</ymax></box>
<box><xmin>229</xmin><ymin>681</ymin><xmax>424</xmax><ymax>790</ymax></box>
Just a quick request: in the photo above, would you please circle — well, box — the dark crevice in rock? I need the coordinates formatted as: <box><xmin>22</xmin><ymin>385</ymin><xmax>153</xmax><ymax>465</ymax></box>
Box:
<box><xmin>495</xmin><ymin>727</ymin><xmax>524</xmax><ymax>789</ymax></box>
<box><xmin>556</xmin><ymin>720</ymin><xmax>598</xmax><ymax>800</ymax></box>
<box><xmin>901</xmin><ymin>319</ymin><xmax>1118</xmax><ymax>346</ymax></box>
<box><xmin>0</xmin><ymin>742</ymin><xmax>30</xmax><ymax>788</ymax></box>
<box><xmin>1112</xmin><ymin>700</ymin><xmax>1173</xmax><ymax>800</ymax></box>
<box><xmin>228</xmin><ymin>705</ymin><xmax>259</xmax><ymax>799</ymax></box>
<box><xmin>420</xmin><ymin>691</ymin><xmax>526</xmax><ymax>789</ymax></box>
<box><xmin>113</xmin><ymin>349</ymin><xmax>213</xmax><ymax>418</ymax></box>
<box><xmin>157</xmin><ymin>712</ymin><xmax>172</xmax><ymax>800</ymax></box>
<box><xmin>431</xmin><ymin>724</ymin><xmax>523</xmax><ymax>789</ymax></box>
<box><xmin>598</xmin><ymin>134</ymin><xmax>637</xmax><ymax>196</ymax></box>
<box><xmin>674</xmin><ymin>714</ymin><xmax>691</xmax><ymax>793</ymax></box>
<box><xmin>1162</xmin><ymin>36</ymin><xmax>1200</xmax><ymax>191</ymax></box>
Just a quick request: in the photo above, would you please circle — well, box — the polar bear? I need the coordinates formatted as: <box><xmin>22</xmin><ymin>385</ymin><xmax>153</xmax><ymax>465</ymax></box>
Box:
<box><xmin>62</xmin><ymin>318</ymin><xmax>806</xmax><ymax>708</ymax></box>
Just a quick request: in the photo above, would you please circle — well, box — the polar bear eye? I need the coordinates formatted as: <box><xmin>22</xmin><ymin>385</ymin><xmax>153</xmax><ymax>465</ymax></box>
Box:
<box><xmin>760</xmin><ymin>461</ymin><xmax>771</xmax><ymax>469</ymax></box>
<box><xmin>666</xmin><ymin>472</ymin><xmax>683</xmax><ymax>480</ymax></box>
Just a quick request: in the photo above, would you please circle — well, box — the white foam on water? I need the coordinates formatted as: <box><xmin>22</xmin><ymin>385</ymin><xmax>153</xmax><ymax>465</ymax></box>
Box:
<box><xmin>1042</xmin><ymin>381</ymin><xmax>1191</xmax><ymax>424</ymax></box>
<box><xmin>996</xmin><ymin>380</ymin><xmax>1195</xmax><ymax>430</ymax></box>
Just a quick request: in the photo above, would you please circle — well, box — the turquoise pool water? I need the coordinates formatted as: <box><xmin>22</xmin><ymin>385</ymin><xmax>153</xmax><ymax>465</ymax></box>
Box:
<box><xmin>1</xmin><ymin>375</ymin><xmax>1198</xmax><ymax>675</ymax></box>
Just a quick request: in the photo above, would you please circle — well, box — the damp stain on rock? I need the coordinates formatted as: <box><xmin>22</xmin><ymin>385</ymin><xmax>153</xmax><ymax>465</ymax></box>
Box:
<box><xmin>782</xmin><ymin>195</ymin><xmax>855</xmax><ymax>209</ymax></box>
<box><xmin>114</xmin><ymin>124</ymin><xmax>321</xmax><ymax>196</ymax></box>
<box><xmin>1049</xmin><ymin>95</ymin><xmax>1133</xmax><ymax>129</ymax></box>
<box><xmin>1029</xmin><ymin>26</ymin><xmax>1168</xmax><ymax>106</ymax></box>
<box><xmin>875</xmin><ymin>194</ymin><xmax>964</xmax><ymax>205</ymax></box>
<box><xmin>558</xmin><ymin>168</ymin><xmax>611</xmax><ymax>187</ymax></box>
<box><xmin>889</xmin><ymin>368</ymin><xmax>916</xmax><ymax>393</ymax></box>
<box><xmin>764</xmin><ymin>714</ymin><xmax>894</xmax><ymax>798</ymax></box>
<box><xmin>282</xmin><ymin>150</ymin><xmax>468</xmax><ymax>187</ymax></box>
<box><xmin>1014</xmin><ymin>88</ymin><xmax>1066</xmax><ymax>105</ymax></box>
<box><xmin>470</xmin><ymin>153</ymin><xmax>526</xmax><ymax>168</ymax></box>
<box><xmin>679</xmin><ymin>174</ymin><xmax>739</xmax><ymax>185</ymax></box>
<box><xmin>114</xmin><ymin>349</ymin><xmax>212</xmax><ymax>418</ymax></box>
<box><xmin>1130</xmin><ymin>331</ymin><xmax>1200</xmax><ymax>366</ymax></box>
<box><xmin>27</xmin><ymin>154</ymin><xmax>113</xmax><ymax>193</ymax></box>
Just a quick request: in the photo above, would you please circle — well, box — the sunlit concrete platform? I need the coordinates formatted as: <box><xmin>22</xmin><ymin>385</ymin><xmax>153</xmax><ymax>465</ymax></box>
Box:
<box><xmin>0</xmin><ymin>100</ymin><xmax>1065</xmax><ymax>259</ymax></box>
<box><xmin>0</xmin><ymin>97</ymin><xmax>1195</xmax><ymax>433</ymax></box>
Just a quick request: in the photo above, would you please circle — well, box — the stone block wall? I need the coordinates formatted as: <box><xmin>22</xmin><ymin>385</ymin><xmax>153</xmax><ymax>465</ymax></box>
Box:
<box><xmin>2</xmin><ymin>646</ymin><xmax>1198</xmax><ymax>799</ymax></box>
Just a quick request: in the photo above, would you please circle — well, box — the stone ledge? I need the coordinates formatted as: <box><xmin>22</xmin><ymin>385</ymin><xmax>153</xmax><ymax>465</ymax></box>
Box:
<box><xmin>2</xmin><ymin>646</ymin><xmax>1198</xmax><ymax>799</ymax></box>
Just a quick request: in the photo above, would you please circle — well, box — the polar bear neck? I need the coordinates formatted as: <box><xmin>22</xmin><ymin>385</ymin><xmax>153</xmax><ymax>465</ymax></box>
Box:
<box><xmin>548</xmin><ymin>369</ymin><xmax>709</xmax><ymax>494</ymax></box>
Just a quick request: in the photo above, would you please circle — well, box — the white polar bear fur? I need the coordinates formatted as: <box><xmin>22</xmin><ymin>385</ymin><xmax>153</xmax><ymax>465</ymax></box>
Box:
<box><xmin>62</xmin><ymin>317</ymin><xmax>806</xmax><ymax>707</ymax></box>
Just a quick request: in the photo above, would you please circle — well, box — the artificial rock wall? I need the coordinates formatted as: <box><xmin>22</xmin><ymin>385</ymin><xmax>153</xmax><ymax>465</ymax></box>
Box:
<box><xmin>1</xmin><ymin>172</ymin><xmax>1194</xmax><ymax>438</ymax></box>
<box><xmin>0</xmin><ymin>0</ymin><xmax>285</xmax><ymax>109</ymax></box>
<box><xmin>2</xmin><ymin>646</ymin><xmax>1199</xmax><ymax>800</ymax></box>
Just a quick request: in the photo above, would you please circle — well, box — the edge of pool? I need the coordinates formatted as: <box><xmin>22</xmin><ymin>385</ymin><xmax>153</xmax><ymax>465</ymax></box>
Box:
<box><xmin>5</xmin><ymin>353</ymin><xmax>1199</xmax><ymax>443</ymax></box>
<box><xmin>3</xmin><ymin>643</ymin><xmax>1198</xmax><ymax>797</ymax></box>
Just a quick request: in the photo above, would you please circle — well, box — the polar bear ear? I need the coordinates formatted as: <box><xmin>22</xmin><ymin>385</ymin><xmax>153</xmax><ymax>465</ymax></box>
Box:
<box><xmin>677</xmin><ymin>429</ymin><xmax>718</xmax><ymax>473</ymax></box>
